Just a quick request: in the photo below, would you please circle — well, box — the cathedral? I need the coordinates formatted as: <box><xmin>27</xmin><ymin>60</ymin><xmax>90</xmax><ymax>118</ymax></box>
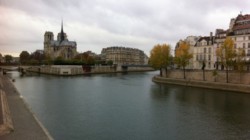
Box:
<box><xmin>44</xmin><ymin>21</ymin><xmax>77</xmax><ymax>60</ymax></box>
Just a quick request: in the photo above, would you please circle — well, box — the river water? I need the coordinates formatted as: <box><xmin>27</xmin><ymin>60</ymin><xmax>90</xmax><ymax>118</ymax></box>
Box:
<box><xmin>8</xmin><ymin>71</ymin><xmax>250</xmax><ymax>140</ymax></box>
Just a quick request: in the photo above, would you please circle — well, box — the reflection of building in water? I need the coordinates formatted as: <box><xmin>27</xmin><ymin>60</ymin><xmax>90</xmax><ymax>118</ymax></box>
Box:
<box><xmin>44</xmin><ymin>21</ymin><xmax>77</xmax><ymax>60</ymax></box>
<box><xmin>101</xmin><ymin>46</ymin><xmax>148</xmax><ymax>65</ymax></box>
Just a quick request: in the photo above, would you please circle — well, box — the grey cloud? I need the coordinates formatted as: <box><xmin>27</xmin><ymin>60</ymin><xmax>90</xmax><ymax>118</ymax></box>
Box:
<box><xmin>0</xmin><ymin>0</ymin><xmax>249</xmax><ymax>56</ymax></box>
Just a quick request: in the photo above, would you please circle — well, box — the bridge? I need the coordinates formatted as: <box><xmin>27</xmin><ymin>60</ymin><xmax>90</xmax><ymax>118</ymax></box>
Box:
<box><xmin>0</xmin><ymin>66</ymin><xmax>29</xmax><ymax>74</ymax></box>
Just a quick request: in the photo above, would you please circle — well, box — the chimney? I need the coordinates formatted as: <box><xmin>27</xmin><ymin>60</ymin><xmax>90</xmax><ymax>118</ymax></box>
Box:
<box><xmin>210</xmin><ymin>32</ymin><xmax>213</xmax><ymax>40</ymax></box>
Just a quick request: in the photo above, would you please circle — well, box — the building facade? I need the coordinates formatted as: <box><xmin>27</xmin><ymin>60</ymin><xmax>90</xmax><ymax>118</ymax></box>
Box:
<box><xmin>193</xmin><ymin>33</ymin><xmax>215</xmax><ymax>70</ymax></box>
<box><xmin>44</xmin><ymin>21</ymin><xmax>77</xmax><ymax>60</ymax></box>
<box><xmin>175</xmin><ymin>13</ymin><xmax>250</xmax><ymax>70</ymax></box>
<box><xmin>101</xmin><ymin>47</ymin><xmax>148</xmax><ymax>65</ymax></box>
<box><xmin>175</xmin><ymin>36</ymin><xmax>200</xmax><ymax>69</ymax></box>
<box><xmin>228</xmin><ymin>14</ymin><xmax>250</xmax><ymax>60</ymax></box>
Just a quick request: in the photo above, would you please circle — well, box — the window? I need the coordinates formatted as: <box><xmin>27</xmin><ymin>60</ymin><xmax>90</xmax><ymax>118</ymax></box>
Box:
<box><xmin>248</xmin><ymin>36</ymin><xmax>250</xmax><ymax>40</ymax></box>
<box><xmin>248</xmin><ymin>43</ymin><xmax>250</xmax><ymax>48</ymax></box>
<box><xmin>234</xmin><ymin>44</ymin><xmax>237</xmax><ymax>48</ymax></box>
<box><xmin>248</xmin><ymin>50</ymin><xmax>250</xmax><ymax>56</ymax></box>
<box><xmin>243</xmin><ymin>43</ymin><xmax>246</xmax><ymax>48</ymax></box>
<box><xmin>204</xmin><ymin>48</ymin><xmax>207</xmax><ymax>53</ymax></box>
<box><xmin>208</xmin><ymin>55</ymin><xmax>211</xmax><ymax>61</ymax></box>
<box><xmin>209</xmin><ymin>48</ymin><xmax>211</xmax><ymax>53</ymax></box>
<box><xmin>243</xmin><ymin>36</ymin><xmax>246</xmax><ymax>40</ymax></box>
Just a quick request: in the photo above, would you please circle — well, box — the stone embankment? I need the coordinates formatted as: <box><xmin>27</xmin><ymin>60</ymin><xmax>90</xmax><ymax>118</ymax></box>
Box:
<box><xmin>153</xmin><ymin>69</ymin><xmax>250</xmax><ymax>93</ymax></box>
<box><xmin>0</xmin><ymin>89</ymin><xmax>13</xmax><ymax>136</ymax></box>
<box><xmin>0</xmin><ymin>73</ymin><xmax>53</xmax><ymax>139</ymax></box>
<box><xmin>25</xmin><ymin>65</ymin><xmax>154</xmax><ymax>76</ymax></box>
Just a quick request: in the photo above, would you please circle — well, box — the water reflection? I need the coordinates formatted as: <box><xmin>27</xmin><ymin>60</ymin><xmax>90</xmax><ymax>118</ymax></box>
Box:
<box><xmin>150</xmin><ymin>83</ymin><xmax>250</xmax><ymax>139</ymax></box>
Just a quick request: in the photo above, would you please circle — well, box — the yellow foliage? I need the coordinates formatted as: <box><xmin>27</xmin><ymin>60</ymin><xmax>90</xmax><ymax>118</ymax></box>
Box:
<box><xmin>216</xmin><ymin>37</ymin><xmax>236</xmax><ymax>66</ymax></box>
<box><xmin>149</xmin><ymin>44</ymin><xmax>171</xmax><ymax>69</ymax></box>
<box><xmin>174</xmin><ymin>41</ymin><xmax>192</xmax><ymax>68</ymax></box>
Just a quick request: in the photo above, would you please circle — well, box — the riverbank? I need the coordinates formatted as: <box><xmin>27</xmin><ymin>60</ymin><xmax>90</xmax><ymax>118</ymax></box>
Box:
<box><xmin>0</xmin><ymin>73</ymin><xmax>53</xmax><ymax>139</ymax></box>
<box><xmin>24</xmin><ymin>65</ymin><xmax>154</xmax><ymax>76</ymax></box>
<box><xmin>153</xmin><ymin>76</ymin><xmax>250</xmax><ymax>93</ymax></box>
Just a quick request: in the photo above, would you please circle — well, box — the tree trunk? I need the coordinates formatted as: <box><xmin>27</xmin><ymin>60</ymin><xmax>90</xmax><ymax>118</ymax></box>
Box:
<box><xmin>165</xmin><ymin>68</ymin><xmax>167</xmax><ymax>77</ymax></box>
<box><xmin>183</xmin><ymin>66</ymin><xmax>186</xmax><ymax>79</ymax></box>
<box><xmin>160</xmin><ymin>68</ymin><xmax>162</xmax><ymax>77</ymax></box>
<box><xmin>239</xmin><ymin>71</ymin><xmax>242</xmax><ymax>84</ymax></box>
<box><xmin>226</xmin><ymin>66</ymin><xmax>228</xmax><ymax>83</ymax></box>
<box><xmin>203</xmin><ymin>69</ymin><xmax>205</xmax><ymax>81</ymax></box>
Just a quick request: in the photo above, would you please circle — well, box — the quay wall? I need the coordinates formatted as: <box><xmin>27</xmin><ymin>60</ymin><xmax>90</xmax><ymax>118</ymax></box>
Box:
<box><xmin>152</xmin><ymin>69</ymin><xmax>250</xmax><ymax>93</ymax></box>
<box><xmin>153</xmin><ymin>76</ymin><xmax>250</xmax><ymax>93</ymax></box>
<box><xmin>162</xmin><ymin>69</ymin><xmax>250</xmax><ymax>85</ymax></box>
<box><xmin>26</xmin><ymin>65</ymin><xmax>154</xmax><ymax>76</ymax></box>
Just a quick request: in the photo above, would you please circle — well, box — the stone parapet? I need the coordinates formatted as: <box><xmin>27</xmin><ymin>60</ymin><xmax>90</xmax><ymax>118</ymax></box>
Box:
<box><xmin>153</xmin><ymin>76</ymin><xmax>250</xmax><ymax>93</ymax></box>
<box><xmin>0</xmin><ymin>90</ymin><xmax>14</xmax><ymax>136</ymax></box>
<box><xmin>161</xmin><ymin>69</ymin><xmax>250</xmax><ymax>85</ymax></box>
<box><xmin>26</xmin><ymin>65</ymin><xmax>154</xmax><ymax>76</ymax></box>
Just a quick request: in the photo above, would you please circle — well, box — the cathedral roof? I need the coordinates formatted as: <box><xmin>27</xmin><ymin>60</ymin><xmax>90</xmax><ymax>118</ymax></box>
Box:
<box><xmin>50</xmin><ymin>40</ymin><xmax>77</xmax><ymax>47</ymax></box>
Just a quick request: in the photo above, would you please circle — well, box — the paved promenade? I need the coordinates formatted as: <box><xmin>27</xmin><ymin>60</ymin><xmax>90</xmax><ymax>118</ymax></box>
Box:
<box><xmin>0</xmin><ymin>73</ymin><xmax>53</xmax><ymax>140</ymax></box>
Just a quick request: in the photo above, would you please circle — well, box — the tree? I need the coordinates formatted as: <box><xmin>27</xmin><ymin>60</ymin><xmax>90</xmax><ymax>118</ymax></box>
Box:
<box><xmin>235</xmin><ymin>48</ymin><xmax>246</xmax><ymax>83</ymax></box>
<box><xmin>44</xmin><ymin>55</ymin><xmax>53</xmax><ymax>65</ymax></box>
<box><xmin>149</xmin><ymin>44</ymin><xmax>171</xmax><ymax>77</ymax></box>
<box><xmin>4</xmin><ymin>55</ymin><xmax>13</xmax><ymax>64</ymax></box>
<box><xmin>19</xmin><ymin>51</ymin><xmax>30</xmax><ymax>65</ymax></box>
<box><xmin>216</xmin><ymin>37</ymin><xmax>236</xmax><ymax>83</ymax></box>
<box><xmin>30</xmin><ymin>50</ymin><xmax>45</xmax><ymax>65</ymax></box>
<box><xmin>0</xmin><ymin>53</ymin><xmax>2</xmax><ymax>64</ymax></box>
<box><xmin>107</xmin><ymin>60</ymin><xmax>113</xmax><ymax>65</ymax></box>
<box><xmin>174</xmin><ymin>41</ymin><xmax>192</xmax><ymax>79</ymax></box>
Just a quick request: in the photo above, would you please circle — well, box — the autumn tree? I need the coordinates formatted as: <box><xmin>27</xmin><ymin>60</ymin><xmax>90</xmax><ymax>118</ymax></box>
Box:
<box><xmin>216</xmin><ymin>37</ymin><xmax>236</xmax><ymax>83</ymax></box>
<box><xmin>75</xmin><ymin>52</ymin><xmax>95</xmax><ymax>65</ymax></box>
<box><xmin>149</xmin><ymin>44</ymin><xmax>171</xmax><ymax>77</ymax></box>
<box><xmin>235</xmin><ymin>48</ymin><xmax>246</xmax><ymax>83</ymax></box>
<box><xmin>19</xmin><ymin>51</ymin><xmax>30</xmax><ymax>65</ymax></box>
<box><xmin>174</xmin><ymin>41</ymin><xmax>192</xmax><ymax>79</ymax></box>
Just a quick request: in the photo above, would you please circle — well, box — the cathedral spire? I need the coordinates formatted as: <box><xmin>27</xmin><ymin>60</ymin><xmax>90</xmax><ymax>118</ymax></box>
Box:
<box><xmin>60</xmin><ymin>20</ymin><xmax>65</xmax><ymax>42</ymax></box>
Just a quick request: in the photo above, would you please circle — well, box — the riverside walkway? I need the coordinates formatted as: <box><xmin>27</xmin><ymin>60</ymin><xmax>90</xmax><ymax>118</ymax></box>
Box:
<box><xmin>0</xmin><ymin>73</ymin><xmax>53</xmax><ymax>140</ymax></box>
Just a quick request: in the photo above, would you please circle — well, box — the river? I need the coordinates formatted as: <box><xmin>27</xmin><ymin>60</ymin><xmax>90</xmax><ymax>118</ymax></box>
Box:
<box><xmin>7</xmin><ymin>71</ymin><xmax>250</xmax><ymax>140</ymax></box>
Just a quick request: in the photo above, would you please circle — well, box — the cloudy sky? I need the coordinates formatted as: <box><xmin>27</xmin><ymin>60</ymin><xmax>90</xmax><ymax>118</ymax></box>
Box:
<box><xmin>0</xmin><ymin>0</ymin><xmax>249</xmax><ymax>56</ymax></box>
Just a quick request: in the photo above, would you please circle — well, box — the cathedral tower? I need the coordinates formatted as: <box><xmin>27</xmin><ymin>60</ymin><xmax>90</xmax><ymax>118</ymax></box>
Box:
<box><xmin>57</xmin><ymin>20</ymin><xmax>68</xmax><ymax>41</ymax></box>
<box><xmin>44</xmin><ymin>31</ymin><xmax>54</xmax><ymax>57</ymax></box>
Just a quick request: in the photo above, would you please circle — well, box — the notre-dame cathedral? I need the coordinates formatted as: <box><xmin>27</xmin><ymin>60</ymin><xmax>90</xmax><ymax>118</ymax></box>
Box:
<box><xmin>44</xmin><ymin>21</ymin><xmax>77</xmax><ymax>60</ymax></box>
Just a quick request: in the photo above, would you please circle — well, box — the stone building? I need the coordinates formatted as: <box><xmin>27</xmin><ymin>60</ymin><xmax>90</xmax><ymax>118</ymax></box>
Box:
<box><xmin>175</xmin><ymin>13</ymin><xmax>250</xmax><ymax>70</ymax></box>
<box><xmin>175</xmin><ymin>36</ymin><xmax>200</xmax><ymax>69</ymax></box>
<box><xmin>101</xmin><ymin>46</ymin><xmax>148</xmax><ymax>65</ymax></box>
<box><xmin>44</xmin><ymin>21</ymin><xmax>77</xmax><ymax>60</ymax></box>
<box><xmin>193</xmin><ymin>33</ymin><xmax>215</xmax><ymax>70</ymax></box>
<box><xmin>228</xmin><ymin>13</ymin><xmax>250</xmax><ymax>60</ymax></box>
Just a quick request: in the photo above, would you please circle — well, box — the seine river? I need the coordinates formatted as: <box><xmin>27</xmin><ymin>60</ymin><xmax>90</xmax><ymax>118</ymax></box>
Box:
<box><xmin>8</xmin><ymin>71</ymin><xmax>250</xmax><ymax>140</ymax></box>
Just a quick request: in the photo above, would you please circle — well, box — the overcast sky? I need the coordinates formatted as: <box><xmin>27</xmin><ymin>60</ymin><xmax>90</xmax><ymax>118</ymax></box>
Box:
<box><xmin>0</xmin><ymin>0</ymin><xmax>250</xmax><ymax>56</ymax></box>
